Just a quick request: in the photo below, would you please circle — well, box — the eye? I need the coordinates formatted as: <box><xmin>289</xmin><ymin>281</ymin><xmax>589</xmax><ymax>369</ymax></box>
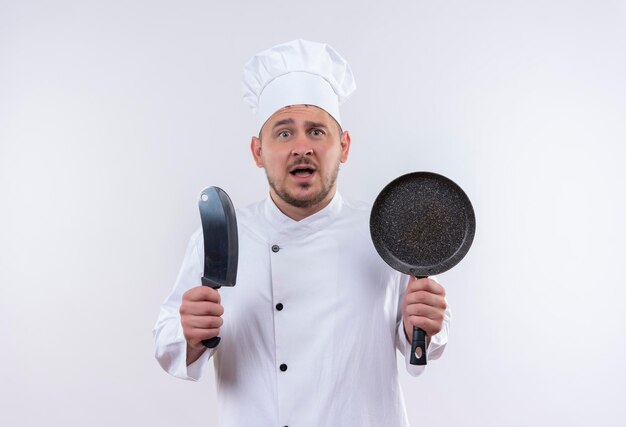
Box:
<box><xmin>278</xmin><ymin>130</ymin><xmax>291</xmax><ymax>138</ymax></box>
<box><xmin>310</xmin><ymin>129</ymin><xmax>325</xmax><ymax>137</ymax></box>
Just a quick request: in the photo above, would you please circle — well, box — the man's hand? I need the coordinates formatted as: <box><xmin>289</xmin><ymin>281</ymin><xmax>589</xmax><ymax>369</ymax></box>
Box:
<box><xmin>402</xmin><ymin>277</ymin><xmax>447</xmax><ymax>345</ymax></box>
<box><xmin>180</xmin><ymin>286</ymin><xmax>224</xmax><ymax>365</ymax></box>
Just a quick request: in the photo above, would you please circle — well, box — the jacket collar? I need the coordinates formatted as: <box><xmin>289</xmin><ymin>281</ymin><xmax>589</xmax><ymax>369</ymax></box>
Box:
<box><xmin>263</xmin><ymin>191</ymin><xmax>343</xmax><ymax>234</ymax></box>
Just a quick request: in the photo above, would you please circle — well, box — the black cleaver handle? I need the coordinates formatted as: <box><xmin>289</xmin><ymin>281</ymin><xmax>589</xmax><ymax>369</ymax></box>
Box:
<box><xmin>203</xmin><ymin>337</ymin><xmax>221</xmax><ymax>348</ymax></box>
<box><xmin>203</xmin><ymin>337</ymin><xmax>220</xmax><ymax>348</ymax></box>
<box><xmin>201</xmin><ymin>276</ymin><xmax>222</xmax><ymax>348</ymax></box>
<box><xmin>410</xmin><ymin>276</ymin><xmax>428</xmax><ymax>366</ymax></box>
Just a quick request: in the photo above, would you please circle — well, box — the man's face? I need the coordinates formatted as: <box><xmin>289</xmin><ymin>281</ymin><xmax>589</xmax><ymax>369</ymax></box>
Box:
<box><xmin>251</xmin><ymin>105</ymin><xmax>351</xmax><ymax>213</ymax></box>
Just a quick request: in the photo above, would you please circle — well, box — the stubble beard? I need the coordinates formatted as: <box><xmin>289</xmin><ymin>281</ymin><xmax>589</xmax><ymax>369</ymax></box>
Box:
<box><xmin>266</xmin><ymin>160</ymin><xmax>340</xmax><ymax>209</ymax></box>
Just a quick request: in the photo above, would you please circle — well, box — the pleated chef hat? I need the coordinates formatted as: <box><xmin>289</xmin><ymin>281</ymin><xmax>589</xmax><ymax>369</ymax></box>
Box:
<box><xmin>241</xmin><ymin>39</ymin><xmax>356</xmax><ymax>131</ymax></box>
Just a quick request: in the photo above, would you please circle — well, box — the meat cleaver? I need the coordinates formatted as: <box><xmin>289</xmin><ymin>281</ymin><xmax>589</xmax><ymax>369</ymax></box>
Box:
<box><xmin>198</xmin><ymin>186</ymin><xmax>238</xmax><ymax>348</ymax></box>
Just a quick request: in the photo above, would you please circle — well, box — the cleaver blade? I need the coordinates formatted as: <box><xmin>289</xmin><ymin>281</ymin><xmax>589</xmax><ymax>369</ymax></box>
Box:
<box><xmin>198</xmin><ymin>186</ymin><xmax>238</xmax><ymax>348</ymax></box>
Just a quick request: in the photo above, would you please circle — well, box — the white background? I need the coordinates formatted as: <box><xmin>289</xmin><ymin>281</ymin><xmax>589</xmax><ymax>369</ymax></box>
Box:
<box><xmin>1</xmin><ymin>1</ymin><xmax>625</xmax><ymax>426</ymax></box>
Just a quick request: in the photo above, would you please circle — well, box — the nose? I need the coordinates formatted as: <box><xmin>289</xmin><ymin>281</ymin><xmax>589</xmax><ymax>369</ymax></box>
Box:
<box><xmin>291</xmin><ymin>135</ymin><xmax>313</xmax><ymax>157</ymax></box>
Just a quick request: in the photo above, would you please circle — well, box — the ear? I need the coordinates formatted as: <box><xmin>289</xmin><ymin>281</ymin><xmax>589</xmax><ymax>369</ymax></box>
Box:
<box><xmin>250</xmin><ymin>136</ymin><xmax>264</xmax><ymax>168</ymax></box>
<box><xmin>339</xmin><ymin>131</ymin><xmax>351</xmax><ymax>163</ymax></box>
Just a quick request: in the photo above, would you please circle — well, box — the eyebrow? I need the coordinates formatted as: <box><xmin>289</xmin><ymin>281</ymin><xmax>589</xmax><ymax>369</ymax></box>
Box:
<box><xmin>271</xmin><ymin>118</ymin><xmax>295</xmax><ymax>130</ymax></box>
<box><xmin>271</xmin><ymin>119</ymin><xmax>329</xmax><ymax>130</ymax></box>
<box><xmin>304</xmin><ymin>121</ymin><xmax>329</xmax><ymax>130</ymax></box>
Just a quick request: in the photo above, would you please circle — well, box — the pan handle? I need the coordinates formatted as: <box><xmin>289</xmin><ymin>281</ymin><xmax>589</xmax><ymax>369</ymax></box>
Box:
<box><xmin>410</xmin><ymin>276</ymin><xmax>428</xmax><ymax>366</ymax></box>
<box><xmin>410</xmin><ymin>327</ymin><xmax>427</xmax><ymax>365</ymax></box>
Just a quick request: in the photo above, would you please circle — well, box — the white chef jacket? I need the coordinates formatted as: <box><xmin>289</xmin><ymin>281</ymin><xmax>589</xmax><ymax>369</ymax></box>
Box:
<box><xmin>153</xmin><ymin>192</ymin><xmax>450</xmax><ymax>427</ymax></box>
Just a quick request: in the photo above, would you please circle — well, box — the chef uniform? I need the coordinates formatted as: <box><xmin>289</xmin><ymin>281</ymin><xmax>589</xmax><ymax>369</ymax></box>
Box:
<box><xmin>153</xmin><ymin>39</ymin><xmax>451</xmax><ymax>427</ymax></box>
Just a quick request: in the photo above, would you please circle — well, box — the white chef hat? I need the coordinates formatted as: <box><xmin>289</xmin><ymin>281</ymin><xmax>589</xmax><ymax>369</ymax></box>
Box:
<box><xmin>241</xmin><ymin>39</ymin><xmax>356</xmax><ymax>131</ymax></box>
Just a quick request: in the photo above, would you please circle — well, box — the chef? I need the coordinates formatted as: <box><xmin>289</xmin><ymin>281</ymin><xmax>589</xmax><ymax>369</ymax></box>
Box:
<box><xmin>153</xmin><ymin>39</ymin><xmax>451</xmax><ymax>427</ymax></box>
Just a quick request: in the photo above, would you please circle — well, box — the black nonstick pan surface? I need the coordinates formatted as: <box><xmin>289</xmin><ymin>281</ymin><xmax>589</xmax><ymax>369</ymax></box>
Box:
<box><xmin>370</xmin><ymin>171</ymin><xmax>475</xmax><ymax>365</ymax></box>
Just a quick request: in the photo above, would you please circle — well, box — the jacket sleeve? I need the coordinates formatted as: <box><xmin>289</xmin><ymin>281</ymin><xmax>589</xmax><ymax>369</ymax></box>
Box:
<box><xmin>152</xmin><ymin>228</ymin><xmax>216</xmax><ymax>381</ymax></box>
<box><xmin>395</xmin><ymin>275</ymin><xmax>451</xmax><ymax>377</ymax></box>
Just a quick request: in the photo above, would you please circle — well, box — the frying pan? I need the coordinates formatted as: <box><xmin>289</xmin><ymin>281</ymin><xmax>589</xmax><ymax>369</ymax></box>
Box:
<box><xmin>370</xmin><ymin>171</ymin><xmax>475</xmax><ymax>365</ymax></box>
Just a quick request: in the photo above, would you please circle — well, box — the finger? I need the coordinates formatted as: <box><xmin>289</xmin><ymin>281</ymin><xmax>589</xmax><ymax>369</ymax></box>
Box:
<box><xmin>183</xmin><ymin>286</ymin><xmax>221</xmax><ymax>303</ymax></box>
<box><xmin>182</xmin><ymin>315</ymin><xmax>224</xmax><ymax>330</ymax></box>
<box><xmin>406</xmin><ymin>316</ymin><xmax>442</xmax><ymax>337</ymax></box>
<box><xmin>404</xmin><ymin>291</ymin><xmax>447</xmax><ymax>310</ymax></box>
<box><xmin>404</xmin><ymin>303</ymin><xmax>445</xmax><ymax>322</ymax></box>
<box><xmin>185</xmin><ymin>328</ymin><xmax>221</xmax><ymax>345</ymax></box>
<box><xmin>407</xmin><ymin>277</ymin><xmax>445</xmax><ymax>295</ymax></box>
<box><xmin>181</xmin><ymin>300</ymin><xmax>224</xmax><ymax>316</ymax></box>
<box><xmin>408</xmin><ymin>277</ymin><xmax>446</xmax><ymax>296</ymax></box>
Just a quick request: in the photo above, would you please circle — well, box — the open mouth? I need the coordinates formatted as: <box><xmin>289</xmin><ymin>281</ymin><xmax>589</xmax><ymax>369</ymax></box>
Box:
<box><xmin>289</xmin><ymin>165</ymin><xmax>317</xmax><ymax>178</ymax></box>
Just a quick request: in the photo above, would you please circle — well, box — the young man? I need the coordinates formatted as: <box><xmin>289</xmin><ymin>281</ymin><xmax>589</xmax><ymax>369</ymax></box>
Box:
<box><xmin>153</xmin><ymin>39</ymin><xmax>450</xmax><ymax>427</ymax></box>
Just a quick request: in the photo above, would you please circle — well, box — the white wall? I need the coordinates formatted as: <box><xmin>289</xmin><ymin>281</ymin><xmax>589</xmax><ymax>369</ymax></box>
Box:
<box><xmin>1</xmin><ymin>1</ymin><xmax>625</xmax><ymax>426</ymax></box>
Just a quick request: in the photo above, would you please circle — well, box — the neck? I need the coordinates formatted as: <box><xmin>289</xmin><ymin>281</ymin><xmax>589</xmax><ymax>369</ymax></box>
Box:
<box><xmin>270</xmin><ymin>188</ymin><xmax>337</xmax><ymax>221</ymax></box>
